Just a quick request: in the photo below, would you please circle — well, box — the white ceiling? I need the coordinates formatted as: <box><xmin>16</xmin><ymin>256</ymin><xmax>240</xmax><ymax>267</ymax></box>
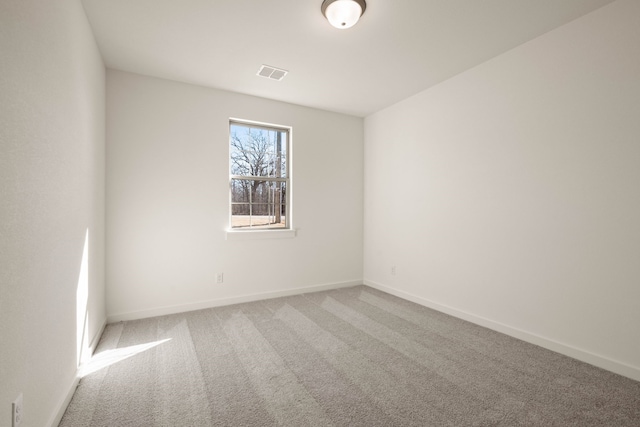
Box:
<box><xmin>81</xmin><ymin>0</ymin><xmax>615</xmax><ymax>117</ymax></box>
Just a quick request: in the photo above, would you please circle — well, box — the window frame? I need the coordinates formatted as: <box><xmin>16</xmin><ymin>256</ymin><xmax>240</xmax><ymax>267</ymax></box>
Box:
<box><xmin>228</xmin><ymin>119</ymin><xmax>292</xmax><ymax>233</ymax></box>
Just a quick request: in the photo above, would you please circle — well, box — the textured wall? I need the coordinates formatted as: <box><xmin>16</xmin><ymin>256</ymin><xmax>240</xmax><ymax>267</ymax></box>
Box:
<box><xmin>106</xmin><ymin>70</ymin><xmax>363</xmax><ymax>320</ymax></box>
<box><xmin>364</xmin><ymin>0</ymin><xmax>640</xmax><ymax>380</ymax></box>
<box><xmin>0</xmin><ymin>0</ymin><xmax>105</xmax><ymax>425</ymax></box>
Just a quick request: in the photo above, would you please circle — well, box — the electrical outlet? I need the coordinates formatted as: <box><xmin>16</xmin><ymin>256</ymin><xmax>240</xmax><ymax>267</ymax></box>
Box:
<box><xmin>12</xmin><ymin>393</ymin><xmax>22</xmax><ymax>427</ymax></box>
<box><xmin>391</xmin><ymin>266</ymin><xmax>396</xmax><ymax>275</ymax></box>
<box><xmin>216</xmin><ymin>273</ymin><xmax>224</xmax><ymax>284</ymax></box>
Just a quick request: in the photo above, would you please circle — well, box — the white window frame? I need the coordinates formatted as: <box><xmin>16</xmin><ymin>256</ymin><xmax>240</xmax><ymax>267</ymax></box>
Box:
<box><xmin>227</xmin><ymin>119</ymin><xmax>294</xmax><ymax>240</ymax></box>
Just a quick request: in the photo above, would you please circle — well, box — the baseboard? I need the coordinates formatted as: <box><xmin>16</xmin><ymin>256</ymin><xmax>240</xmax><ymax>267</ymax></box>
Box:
<box><xmin>88</xmin><ymin>318</ymin><xmax>107</xmax><ymax>355</ymax></box>
<box><xmin>47</xmin><ymin>319</ymin><xmax>106</xmax><ymax>427</ymax></box>
<box><xmin>107</xmin><ymin>280</ymin><xmax>363</xmax><ymax>323</ymax></box>
<box><xmin>364</xmin><ymin>279</ymin><xmax>640</xmax><ymax>382</ymax></box>
<box><xmin>47</xmin><ymin>374</ymin><xmax>79</xmax><ymax>427</ymax></box>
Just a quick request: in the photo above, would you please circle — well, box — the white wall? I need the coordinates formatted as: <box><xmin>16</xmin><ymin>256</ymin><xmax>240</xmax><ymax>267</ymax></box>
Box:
<box><xmin>106</xmin><ymin>70</ymin><xmax>363</xmax><ymax>320</ymax></box>
<box><xmin>0</xmin><ymin>0</ymin><xmax>105</xmax><ymax>425</ymax></box>
<box><xmin>364</xmin><ymin>0</ymin><xmax>640</xmax><ymax>380</ymax></box>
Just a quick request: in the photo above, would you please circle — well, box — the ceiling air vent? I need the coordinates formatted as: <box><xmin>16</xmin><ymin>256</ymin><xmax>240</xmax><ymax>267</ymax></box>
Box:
<box><xmin>257</xmin><ymin>64</ymin><xmax>288</xmax><ymax>81</ymax></box>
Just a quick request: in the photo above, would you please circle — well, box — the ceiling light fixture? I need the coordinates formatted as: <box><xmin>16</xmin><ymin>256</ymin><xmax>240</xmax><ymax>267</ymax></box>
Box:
<box><xmin>321</xmin><ymin>0</ymin><xmax>366</xmax><ymax>30</ymax></box>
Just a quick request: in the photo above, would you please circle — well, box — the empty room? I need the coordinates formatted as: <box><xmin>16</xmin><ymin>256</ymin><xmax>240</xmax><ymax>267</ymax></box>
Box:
<box><xmin>1</xmin><ymin>0</ymin><xmax>639</xmax><ymax>425</ymax></box>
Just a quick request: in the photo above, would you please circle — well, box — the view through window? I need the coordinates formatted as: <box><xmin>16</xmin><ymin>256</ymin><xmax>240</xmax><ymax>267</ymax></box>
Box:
<box><xmin>229</xmin><ymin>120</ymin><xmax>290</xmax><ymax>230</ymax></box>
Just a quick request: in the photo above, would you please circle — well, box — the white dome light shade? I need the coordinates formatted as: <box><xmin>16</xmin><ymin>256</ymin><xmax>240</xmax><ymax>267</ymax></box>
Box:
<box><xmin>326</xmin><ymin>1</ymin><xmax>361</xmax><ymax>29</ymax></box>
<box><xmin>322</xmin><ymin>0</ymin><xmax>366</xmax><ymax>29</ymax></box>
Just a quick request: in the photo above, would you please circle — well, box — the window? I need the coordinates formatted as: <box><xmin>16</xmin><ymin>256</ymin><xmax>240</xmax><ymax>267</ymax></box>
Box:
<box><xmin>229</xmin><ymin>120</ymin><xmax>290</xmax><ymax>230</ymax></box>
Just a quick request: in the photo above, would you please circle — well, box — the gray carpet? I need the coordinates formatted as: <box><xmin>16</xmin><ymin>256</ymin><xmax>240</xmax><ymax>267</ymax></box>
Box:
<box><xmin>60</xmin><ymin>285</ymin><xmax>640</xmax><ymax>426</ymax></box>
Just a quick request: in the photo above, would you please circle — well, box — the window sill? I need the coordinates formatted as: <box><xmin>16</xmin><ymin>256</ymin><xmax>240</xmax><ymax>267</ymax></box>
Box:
<box><xmin>226</xmin><ymin>228</ymin><xmax>297</xmax><ymax>241</ymax></box>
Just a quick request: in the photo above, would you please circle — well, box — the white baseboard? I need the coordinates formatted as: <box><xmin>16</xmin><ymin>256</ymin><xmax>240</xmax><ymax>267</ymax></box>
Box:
<box><xmin>107</xmin><ymin>280</ymin><xmax>363</xmax><ymax>323</ymax></box>
<box><xmin>48</xmin><ymin>319</ymin><xmax>107</xmax><ymax>427</ymax></box>
<box><xmin>89</xmin><ymin>319</ymin><xmax>107</xmax><ymax>354</ymax></box>
<box><xmin>47</xmin><ymin>374</ymin><xmax>79</xmax><ymax>427</ymax></box>
<box><xmin>364</xmin><ymin>279</ymin><xmax>640</xmax><ymax>382</ymax></box>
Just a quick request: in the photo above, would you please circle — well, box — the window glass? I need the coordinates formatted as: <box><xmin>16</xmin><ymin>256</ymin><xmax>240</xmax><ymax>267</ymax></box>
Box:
<box><xmin>229</xmin><ymin>121</ymin><xmax>290</xmax><ymax>230</ymax></box>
